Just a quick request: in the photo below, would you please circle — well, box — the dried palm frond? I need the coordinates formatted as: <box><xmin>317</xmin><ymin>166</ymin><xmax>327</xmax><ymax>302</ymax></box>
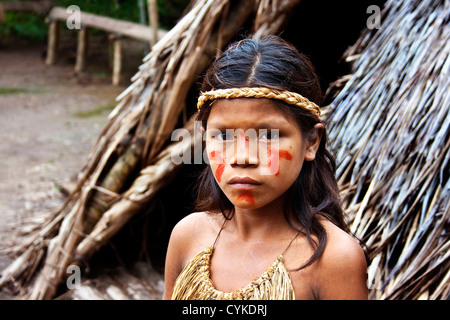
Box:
<box><xmin>326</xmin><ymin>0</ymin><xmax>449</xmax><ymax>300</ymax></box>
<box><xmin>253</xmin><ymin>0</ymin><xmax>301</xmax><ymax>38</ymax></box>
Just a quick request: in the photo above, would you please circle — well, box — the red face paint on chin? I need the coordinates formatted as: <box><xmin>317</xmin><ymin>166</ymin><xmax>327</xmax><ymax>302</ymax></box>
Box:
<box><xmin>236</xmin><ymin>190</ymin><xmax>255</xmax><ymax>204</ymax></box>
<box><xmin>268</xmin><ymin>149</ymin><xmax>293</xmax><ymax>176</ymax></box>
<box><xmin>210</xmin><ymin>151</ymin><xmax>225</xmax><ymax>182</ymax></box>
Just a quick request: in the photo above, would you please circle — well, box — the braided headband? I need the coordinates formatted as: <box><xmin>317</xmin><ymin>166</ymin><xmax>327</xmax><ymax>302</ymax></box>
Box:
<box><xmin>197</xmin><ymin>87</ymin><xmax>321</xmax><ymax>119</ymax></box>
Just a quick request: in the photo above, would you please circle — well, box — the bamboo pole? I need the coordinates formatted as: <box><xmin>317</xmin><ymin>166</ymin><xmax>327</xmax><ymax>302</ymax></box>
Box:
<box><xmin>111</xmin><ymin>34</ymin><xmax>122</xmax><ymax>86</ymax></box>
<box><xmin>75</xmin><ymin>27</ymin><xmax>88</xmax><ymax>73</ymax></box>
<box><xmin>45</xmin><ymin>20</ymin><xmax>59</xmax><ymax>66</ymax></box>
<box><xmin>0</xmin><ymin>3</ymin><xmax>5</xmax><ymax>23</ymax></box>
<box><xmin>147</xmin><ymin>0</ymin><xmax>159</xmax><ymax>47</ymax></box>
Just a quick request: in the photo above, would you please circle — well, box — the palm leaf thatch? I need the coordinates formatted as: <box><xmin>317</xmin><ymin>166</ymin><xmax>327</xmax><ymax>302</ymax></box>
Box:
<box><xmin>0</xmin><ymin>0</ymin><xmax>301</xmax><ymax>300</ymax></box>
<box><xmin>326</xmin><ymin>0</ymin><xmax>449</xmax><ymax>299</ymax></box>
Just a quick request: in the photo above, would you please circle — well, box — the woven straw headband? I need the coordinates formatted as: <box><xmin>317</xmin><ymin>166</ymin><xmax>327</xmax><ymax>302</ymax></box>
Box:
<box><xmin>197</xmin><ymin>87</ymin><xmax>321</xmax><ymax>119</ymax></box>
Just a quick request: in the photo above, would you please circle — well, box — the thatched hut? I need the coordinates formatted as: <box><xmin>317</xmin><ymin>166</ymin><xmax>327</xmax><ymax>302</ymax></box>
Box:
<box><xmin>0</xmin><ymin>0</ymin><xmax>448</xmax><ymax>300</ymax></box>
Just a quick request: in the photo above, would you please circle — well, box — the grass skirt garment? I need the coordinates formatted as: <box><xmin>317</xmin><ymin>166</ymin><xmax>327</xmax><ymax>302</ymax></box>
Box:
<box><xmin>170</xmin><ymin>226</ymin><xmax>298</xmax><ymax>300</ymax></box>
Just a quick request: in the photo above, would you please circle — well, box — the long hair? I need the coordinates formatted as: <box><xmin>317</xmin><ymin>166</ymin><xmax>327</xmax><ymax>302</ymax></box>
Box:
<box><xmin>195</xmin><ymin>35</ymin><xmax>348</xmax><ymax>270</ymax></box>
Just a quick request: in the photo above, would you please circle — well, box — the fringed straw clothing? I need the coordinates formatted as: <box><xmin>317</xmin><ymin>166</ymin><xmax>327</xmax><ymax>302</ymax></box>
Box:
<box><xmin>170</xmin><ymin>226</ymin><xmax>298</xmax><ymax>300</ymax></box>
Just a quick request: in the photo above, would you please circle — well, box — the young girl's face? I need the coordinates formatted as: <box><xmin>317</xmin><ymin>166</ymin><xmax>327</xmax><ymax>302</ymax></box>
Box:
<box><xmin>205</xmin><ymin>98</ymin><xmax>318</xmax><ymax>210</ymax></box>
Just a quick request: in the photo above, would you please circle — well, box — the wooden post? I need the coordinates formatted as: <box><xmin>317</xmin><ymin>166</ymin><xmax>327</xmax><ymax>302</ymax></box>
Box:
<box><xmin>112</xmin><ymin>34</ymin><xmax>122</xmax><ymax>86</ymax></box>
<box><xmin>46</xmin><ymin>20</ymin><xmax>59</xmax><ymax>65</ymax></box>
<box><xmin>75</xmin><ymin>27</ymin><xmax>88</xmax><ymax>73</ymax></box>
<box><xmin>147</xmin><ymin>0</ymin><xmax>159</xmax><ymax>46</ymax></box>
<box><xmin>0</xmin><ymin>3</ymin><xmax>5</xmax><ymax>23</ymax></box>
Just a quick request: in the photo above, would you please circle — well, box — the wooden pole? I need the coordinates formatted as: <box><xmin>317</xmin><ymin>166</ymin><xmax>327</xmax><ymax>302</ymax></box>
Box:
<box><xmin>112</xmin><ymin>34</ymin><xmax>122</xmax><ymax>86</ymax></box>
<box><xmin>0</xmin><ymin>3</ymin><xmax>5</xmax><ymax>23</ymax></box>
<box><xmin>47</xmin><ymin>7</ymin><xmax>167</xmax><ymax>43</ymax></box>
<box><xmin>45</xmin><ymin>20</ymin><xmax>59</xmax><ymax>66</ymax></box>
<box><xmin>75</xmin><ymin>27</ymin><xmax>88</xmax><ymax>73</ymax></box>
<box><xmin>147</xmin><ymin>0</ymin><xmax>159</xmax><ymax>46</ymax></box>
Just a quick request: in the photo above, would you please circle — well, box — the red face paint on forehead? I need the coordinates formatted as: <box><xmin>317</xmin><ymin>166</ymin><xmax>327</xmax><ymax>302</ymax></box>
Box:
<box><xmin>236</xmin><ymin>190</ymin><xmax>255</xmax><ymax>205</ymax></box>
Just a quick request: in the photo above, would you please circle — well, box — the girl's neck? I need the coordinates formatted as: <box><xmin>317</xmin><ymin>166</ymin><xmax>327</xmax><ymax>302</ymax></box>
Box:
<box><xmin>229</xmin><ymin>195</ymin><xmax>292</xmax><ymax>242</ymax></box>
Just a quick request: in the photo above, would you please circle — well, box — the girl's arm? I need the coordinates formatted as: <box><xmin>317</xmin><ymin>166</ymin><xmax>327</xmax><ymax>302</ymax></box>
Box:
<box><xmin>162</xmin><ymin>224</ymin><xmax>184</xmax><ymax>299</ymax></box>
<box><xmin>162</xmin><ymin>212</ymin><xmax>215</xmax><ymax>299</ymax></box>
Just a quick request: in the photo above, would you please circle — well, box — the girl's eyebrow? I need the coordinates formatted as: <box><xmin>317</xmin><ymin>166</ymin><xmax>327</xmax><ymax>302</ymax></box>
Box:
<box><xmin>256</xmin><ymin>123</ymin><xmax>280</xmax><ymax>129</ymax></box>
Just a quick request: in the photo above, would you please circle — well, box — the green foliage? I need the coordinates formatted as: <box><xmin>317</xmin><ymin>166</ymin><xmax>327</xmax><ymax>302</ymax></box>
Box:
<box><xmin>0</xmin><ymin>87</ymin><xmax>28</xmax><ymax>94</ymax></box>
<box><xmin>57</xmin><ymin>0</ymin><xmax>141</xmax><ymax>23</ymax></box>
<box><xmin>73</xmin><ymin>103</ymin><xmax>116</xmax><ymax>118</ymax></box>
<box><xmin>0</xmin><ymin>11</ymin><xmax>47</xmax><ymax>42</ymax></box>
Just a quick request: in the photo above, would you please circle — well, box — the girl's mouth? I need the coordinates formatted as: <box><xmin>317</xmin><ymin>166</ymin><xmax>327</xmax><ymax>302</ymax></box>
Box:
<box><xmin>228</xmin><ymin>176</ymin><xmax>262</xmax><ymax>189</ymax></box>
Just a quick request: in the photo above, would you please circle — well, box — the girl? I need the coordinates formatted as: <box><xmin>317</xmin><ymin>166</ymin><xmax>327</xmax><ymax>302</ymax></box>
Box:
<box><xmin>163</xmin><ymin>35</ymin><xmax>368</xmax><ymax>300</ymax></box>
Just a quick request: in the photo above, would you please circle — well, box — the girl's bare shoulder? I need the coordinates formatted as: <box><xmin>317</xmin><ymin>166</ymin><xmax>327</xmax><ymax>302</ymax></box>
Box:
<box><xmin>320</xmin><ymin>219</ymin><xmax>366</xmax><ymax>264</ymax></box>
<box><xmin>315</xmin><ymin>219</ymin><xmax>368</xmax><ymax>299</ymax></box>
<box><xmin>172</xmin><ymin>211</ymin><xmax>224</xmax><ymax>237</ymax></box>
<box><xmin>169</xmin><ymin>212</ymin><xmax>225</xmax><ymax>256</ymax></box>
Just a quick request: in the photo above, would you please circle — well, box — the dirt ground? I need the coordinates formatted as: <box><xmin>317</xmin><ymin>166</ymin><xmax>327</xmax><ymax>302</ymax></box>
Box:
<box><xmin>0</xmin><ymin>43</ymin><xmax>129</xmax><ymax>299</ymax></box>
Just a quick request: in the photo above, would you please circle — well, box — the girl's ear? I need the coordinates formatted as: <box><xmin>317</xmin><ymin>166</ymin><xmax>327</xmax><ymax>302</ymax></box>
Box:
<box><xmin>305</xmin><ymin>123</ymin><xmax>324</xmax><ymax>161</ymax></box>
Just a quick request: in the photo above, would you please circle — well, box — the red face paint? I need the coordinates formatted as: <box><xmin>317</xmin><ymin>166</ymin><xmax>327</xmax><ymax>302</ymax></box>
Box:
<box><xmin>278</xmin><ymin>150</ymin><xmax>293</xmax><ymax>161</ymax></box>
<box><xmin>210</xmin><ymin>151</ymin><xmax>225</xmax><ymax>182</ymax></box>
<box><xmin>268</xmin><ymin>149</ymin><xmax>293</xmax><ymax>176</ymax></box>
<box><xmin>236</xmin><ymin>190</ymin><xmax>255</xmax><ymax>204</ymax></box>
<box><xmin>215</xmin><ymin>164</ymin><xmax>225</xmax><ymax>182</ymax></box>
<box><xmin>238</xmin><ymin>136</ymin><xmax>250</xmax><ymax>153</ymax></box>
<box><xmin>210</xmin><ymin>150</ymin><xmax>219</xmax><ymax>161</ymax></box>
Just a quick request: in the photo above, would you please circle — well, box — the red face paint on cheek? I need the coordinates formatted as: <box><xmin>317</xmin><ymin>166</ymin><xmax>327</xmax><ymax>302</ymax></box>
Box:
<box><xmin>268</xmin><ymin>149</ymin><xmax>293</xmax><ymax>176</ymax></box>
<box><xmin>279</xmin><ymin>150</ymin><xmax>293</xmax><ymax>161</ymax></box>
<box><xmin>236</xmin><ymin>190</ymin><xmax>255</xmax><ymax>204</ymax></box>
<box><xmin>215</xmin><ymin>164</ymin><xmax>225</xmax><ymax>182</ymax></box>
<box><xmin>210</xmin><ymin>151</ymin><xmax>225</xmax><ymax>182</ymax></box>
<box><xmin>210</xmin><ymin>150</ymin><xmax>220</xmax><ymax>161</ymax></box>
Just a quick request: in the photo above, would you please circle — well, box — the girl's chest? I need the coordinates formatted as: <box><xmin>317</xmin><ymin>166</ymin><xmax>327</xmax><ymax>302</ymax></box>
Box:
<box><xmin>208</xmin><ymin>241</ymin><xmax>317</xmax><ymax>299</ymax></box>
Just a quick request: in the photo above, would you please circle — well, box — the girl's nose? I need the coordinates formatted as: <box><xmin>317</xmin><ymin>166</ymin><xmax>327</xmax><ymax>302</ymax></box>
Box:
<box><xmin>230</xmin><ymin>134</ymin><xmax>259</xmax><ymax>167</ymax></box>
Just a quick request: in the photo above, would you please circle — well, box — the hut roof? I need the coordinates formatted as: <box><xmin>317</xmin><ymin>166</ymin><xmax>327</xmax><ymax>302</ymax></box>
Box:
<box><xmin>327</xmin><ymin>0</ymin><xmax>449</xmax><ymax>299</ymax></box>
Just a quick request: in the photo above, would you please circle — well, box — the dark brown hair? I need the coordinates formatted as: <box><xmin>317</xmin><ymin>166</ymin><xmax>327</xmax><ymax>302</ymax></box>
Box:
<box><xmin>195</xmin><ymin>35</ymin><xmax>348</xmax><ymax>270</ymax></box>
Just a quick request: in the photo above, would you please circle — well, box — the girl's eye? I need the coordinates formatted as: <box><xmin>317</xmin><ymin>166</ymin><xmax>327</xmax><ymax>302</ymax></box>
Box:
<box><xmin>259</xmin><ymin>130</ymin><xmax>280</xmax><ymax>140</ymax></box>
<box><xmin>212</xmin><ymin>131</ymin><xmax>234</xmax><ymax>141</ymax></box>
